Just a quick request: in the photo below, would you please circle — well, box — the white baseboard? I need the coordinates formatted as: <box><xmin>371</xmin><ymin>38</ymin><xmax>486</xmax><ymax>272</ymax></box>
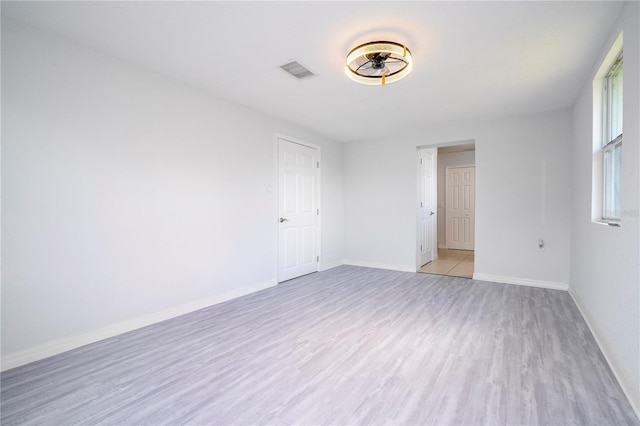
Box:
<box><xmin>1</xmin><ymin>280</ymin><xmax>276</xmax><ymax>372</ymax></box>
<box><xmin>343</xmin><ymin>260</ymin><xmax>415</xmax><ymax>273</ymax></box>
<box><xmin>319</xmin><ymin>260</ymin><xmax>343</xmax><ymax>271</ymax></box>
<box><xmin>568</xmin><ymin>287</ymin><xmax>640</xmax><ymax>420</ymax></box>
<box><xmin>472</xmin><ymin>273</ymin><xmax>569</xmax><ymax>291</ymax></box>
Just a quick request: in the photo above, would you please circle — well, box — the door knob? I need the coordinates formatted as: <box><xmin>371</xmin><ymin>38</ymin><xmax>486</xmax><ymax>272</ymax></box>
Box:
<box><xmin>430</xmin><ymin>211</ymin><xmax>435</xmax><ymax>216</ymax></box>
<box><xmin>279</xmin><ymin>218</ymin><xmax>289</xmax><ymax>223</ymax></box>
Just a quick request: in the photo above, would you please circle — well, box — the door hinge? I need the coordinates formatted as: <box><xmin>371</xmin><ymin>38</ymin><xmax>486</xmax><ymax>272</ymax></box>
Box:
<box><xmin>317</xmin><ymin>161</ymin><xmax>320</xmax><ymax>168</ymax></box>
<box><xmin>317</xmin><ymin>208</ymin><xmax>319</xmax><ymax>215</ymax></box>
<box><xmin>420</xmin><ymin>201</ymin><xmax>423</xmax><ymax>207</ymax></box>
<box><xmin>420</xmin><ymin>158</ymin><xmax>423</xmax><ymax>165</ymax></box>
<box><xmin>420</xmin><ymin>245</ymin><xmax>423</xmax><ymax>251</ymax></box>
<box><xmin>317</xmin><ymin>255</ymin><xmax>319</xmax><ymax>262</ymax></box>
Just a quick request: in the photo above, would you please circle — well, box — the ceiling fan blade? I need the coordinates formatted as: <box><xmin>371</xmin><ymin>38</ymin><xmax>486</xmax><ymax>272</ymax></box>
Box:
<box><xmin>355</xmin><ymin>60</ymin><xmax>373</xmax><ymax>73</ymax></box>
<box><xmin>386</xmin><ymin>57</ymin><xmax>408</xmax><ymax>64</ymax></box>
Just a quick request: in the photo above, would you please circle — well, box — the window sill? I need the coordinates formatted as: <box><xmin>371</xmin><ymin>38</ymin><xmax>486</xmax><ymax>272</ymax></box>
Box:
<box><xmin>594</xmin><ymin>220</ymin><xmax>621</xmax><ymax>227</ymax></box>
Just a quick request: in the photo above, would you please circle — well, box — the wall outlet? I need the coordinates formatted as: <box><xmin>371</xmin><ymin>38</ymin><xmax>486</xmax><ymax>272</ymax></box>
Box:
<box><xmin>537</xmin><ymin>238</ymin><xmax>545</xmax><ymax>251</ymax></box>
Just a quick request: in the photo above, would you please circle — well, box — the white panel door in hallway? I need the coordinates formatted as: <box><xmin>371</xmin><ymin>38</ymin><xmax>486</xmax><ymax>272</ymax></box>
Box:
<box><xmin>417</xmin><ymin>148</ymin><xmax>437</xmax><ymax>268</ymax></box>
<box><xmin>278</xmin><ymin>138</ymin><xmax>319</xmax><ymax>282</ymax></box>
<box><xmin>446</xmin><ymin>166</ymin><xmax>475</xmax><ymax>250</ymax></box>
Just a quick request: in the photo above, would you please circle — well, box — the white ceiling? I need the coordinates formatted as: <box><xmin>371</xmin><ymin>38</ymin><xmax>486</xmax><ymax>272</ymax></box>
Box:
<box><xmin>2</xmin><ymin>1</ymin><xmax>622</xmax><ymax>143</ymax></box>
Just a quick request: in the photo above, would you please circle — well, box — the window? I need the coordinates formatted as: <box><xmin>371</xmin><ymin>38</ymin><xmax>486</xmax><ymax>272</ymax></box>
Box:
<box><xmin>593</xmin><ymin>33</ymin><xmax>623</xmax><ymax>226</ymax></box>
<box><xmin>602</xmin><ymin>52</ymin><xmax>623</xmax><ymax>222</ymax></box>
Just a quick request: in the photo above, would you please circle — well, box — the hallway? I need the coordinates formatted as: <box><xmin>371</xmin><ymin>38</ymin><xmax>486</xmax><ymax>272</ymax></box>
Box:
<box><xmin>419</xmin><ymin>249</ymin><xmax>474</xmax><ymax>279</ymax></box>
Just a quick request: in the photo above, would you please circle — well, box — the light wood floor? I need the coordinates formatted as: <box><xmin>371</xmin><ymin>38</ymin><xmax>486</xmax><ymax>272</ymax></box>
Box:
<box><xmin>1</xmin><ymin>266</ymin><xmax>637</xmax><ymax>425</ymax></box>
<box><xmin>419</xmin><ymin>249</ymin><xmax>474</xmax><ymax>278</ymax></box>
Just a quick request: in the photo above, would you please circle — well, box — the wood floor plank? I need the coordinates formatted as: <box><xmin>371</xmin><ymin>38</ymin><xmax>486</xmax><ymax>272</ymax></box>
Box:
<box><xmin>1</xmin><ymin>265</ymin><xmax>638</xmax><ymax>425</ymax></box>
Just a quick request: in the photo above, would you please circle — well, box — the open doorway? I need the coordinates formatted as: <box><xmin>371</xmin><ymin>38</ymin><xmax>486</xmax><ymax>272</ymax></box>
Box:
<box><xmin>417</xmin><ymin>143</ymin><xmax>476</xmax><ymax>278</ymax></box>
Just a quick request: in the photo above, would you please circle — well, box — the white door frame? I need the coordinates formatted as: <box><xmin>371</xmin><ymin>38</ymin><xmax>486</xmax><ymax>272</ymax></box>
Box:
<box><xmin>417</xmin><ymin>139</ymin><xmax>476</xmax><ymax>259</ymax></box>
<box><xmin>275</xmin><ymin>134</ymin><xmax>321</xmax><ymax>283</ymax></box>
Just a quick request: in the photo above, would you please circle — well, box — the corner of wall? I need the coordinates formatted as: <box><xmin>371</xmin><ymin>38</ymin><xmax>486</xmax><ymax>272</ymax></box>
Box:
<box><xmin>568</xmin><ymin>285</ymin><xmax>640</xmax><ymax>419</ymax></box>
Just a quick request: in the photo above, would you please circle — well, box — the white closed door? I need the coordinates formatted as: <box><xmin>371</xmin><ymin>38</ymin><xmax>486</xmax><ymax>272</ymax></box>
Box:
<box><xmin>278</xmin><ymin>138</ymin><xmax>319</xmax><ymax>282</ymax></box>
<box><xmin>446</xmin><ymin>166</ymin><xmax>475</xmax><ymax>250</ymax></box>
<box><xmin>417</xmin><ymin>148</ymin><xmax>436</xmax><ymax>267</ymax></box>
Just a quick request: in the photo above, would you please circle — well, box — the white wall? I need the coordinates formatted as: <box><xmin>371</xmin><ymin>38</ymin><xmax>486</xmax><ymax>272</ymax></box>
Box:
<box><xmin>344</xmin><ymin>110</ymin><xmax>571</xmax><ymax>288</ymax></box>
<box><xmin>569</xmin><ymin>1</ymin><xmax>639</xmax><ymax>414</ymax></box>
<box><xmin>1</xmin><ymin>19</ymin><xmax>344</xmax><ymax>366</ymax></box>
<box><xmin>437</xmin><ymin>150</ymin><xmax>476</xmax><ymax>248</ymax></box>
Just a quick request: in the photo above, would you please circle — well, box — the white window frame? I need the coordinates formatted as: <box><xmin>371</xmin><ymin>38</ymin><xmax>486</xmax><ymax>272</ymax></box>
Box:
<box><xmin>592</xmin><ymin>33</ymin><xmax>623</xmax><ymax>226</ymax></box>
<box><xmin>602</xmin><ymin>137</ymin><xmax>622</xmax><ymax>221</ymax></box>
<box><xmin>601</xmin><ymin>52</ymin><xmax>623</xmax><ymax>223</ymax></box>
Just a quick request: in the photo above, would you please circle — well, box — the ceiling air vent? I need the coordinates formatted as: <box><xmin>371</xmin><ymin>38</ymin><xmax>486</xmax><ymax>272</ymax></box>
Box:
<box><xmin>280</xmin><ymin>61</ymin><xmax>316</xmax><ymax>80</ymax></box>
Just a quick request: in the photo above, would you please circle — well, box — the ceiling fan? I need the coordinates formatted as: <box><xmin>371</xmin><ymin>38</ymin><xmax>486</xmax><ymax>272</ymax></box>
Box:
<box><xmin>345</xmin><ymin>41</ymin><xmax>413</xmax><ymax>85</ymax></box>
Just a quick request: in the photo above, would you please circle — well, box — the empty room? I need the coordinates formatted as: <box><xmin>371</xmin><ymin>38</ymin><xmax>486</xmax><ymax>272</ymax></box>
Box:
<box><xmin>1</xmin><ymin>1</ymin><xmax>639</xmax><ymax>425</ymax></box>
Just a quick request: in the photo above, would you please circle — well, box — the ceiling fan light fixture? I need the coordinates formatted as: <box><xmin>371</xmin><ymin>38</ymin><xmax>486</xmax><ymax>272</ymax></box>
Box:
<box><xmin>345</xmin><ymin>41</ymin><xmax>413</xmax><ymax>85</ymax></box>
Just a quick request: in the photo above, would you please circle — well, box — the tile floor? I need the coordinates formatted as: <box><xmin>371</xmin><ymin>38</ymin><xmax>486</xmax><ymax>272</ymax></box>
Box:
<box><xmin>419</xmin><ymin>248</ymin><xmax>474</xmax><ymax>278</ymax></box>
